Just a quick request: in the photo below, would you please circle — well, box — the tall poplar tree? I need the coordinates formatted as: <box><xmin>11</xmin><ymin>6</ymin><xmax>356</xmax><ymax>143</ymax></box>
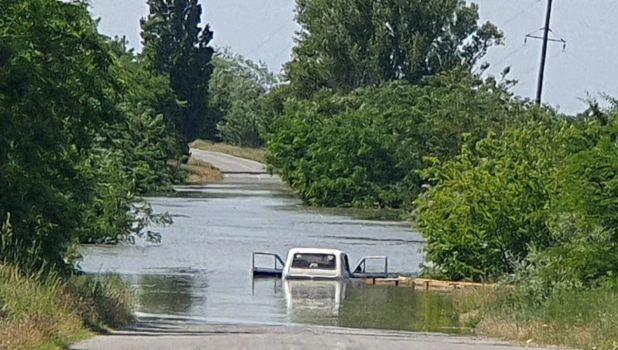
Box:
<box><xmin>141</xmin><ymin>0</ymin><xmax>216</xmax><ymax>143</ymax></box>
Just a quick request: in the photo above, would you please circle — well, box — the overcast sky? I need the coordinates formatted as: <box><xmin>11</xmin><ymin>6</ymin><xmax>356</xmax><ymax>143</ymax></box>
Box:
<box><xmin>89</xmin><ymin>0</ymin><xmax>618</xmax><ymax>115</ymax></box>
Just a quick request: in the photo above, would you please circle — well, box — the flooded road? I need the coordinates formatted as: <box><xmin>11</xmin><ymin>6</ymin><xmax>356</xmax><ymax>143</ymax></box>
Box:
<box><xmin>80</xmin><ymin>181</ymin><xmax>463</xmax><ymax>333</ymax></box>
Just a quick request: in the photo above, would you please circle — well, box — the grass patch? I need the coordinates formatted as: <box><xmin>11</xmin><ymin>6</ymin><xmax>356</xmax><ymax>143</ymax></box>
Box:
<box><xmin>168</xmin><ymin>157</ymin><xmax>223</xmax><ymax>184</ymax></box>
<box><xmin>458</xmin><ymin>285</ymin><xmax>618</xmax><ymax>350</ymax></box>
<box><xmin>190</xmin><ymin>140</ymin><xmax>267</xmax><ymax>164</ymax></box>
<box><xmin>0</xmin><ymin>265</ymin><xmax>134</xmax><ymax>350</ymax></box>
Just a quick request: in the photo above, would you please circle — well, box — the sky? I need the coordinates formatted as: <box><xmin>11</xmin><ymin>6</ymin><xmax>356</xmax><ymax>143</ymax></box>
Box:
<box><xmin>89</xmin><ymin>0</ymin><xmax>618</xmax><ymax>115</ymax></box>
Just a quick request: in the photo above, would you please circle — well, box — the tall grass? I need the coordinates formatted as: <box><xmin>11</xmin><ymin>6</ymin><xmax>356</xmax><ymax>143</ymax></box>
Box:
<box><xmin>459</xmin><ymin>285</ymin><xmax>618</xmax><ymax>350</ymax></box>
<box><xmin>0</xmin><ymin>265</ymin><xmax>134</xmax><ymax>350</ymax></box>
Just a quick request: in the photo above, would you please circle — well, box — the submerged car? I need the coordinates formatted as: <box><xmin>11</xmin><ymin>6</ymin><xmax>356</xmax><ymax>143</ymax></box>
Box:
<box><xmin>252</xmin><ymin>247</ymin><xmax>389</xmax><ymax>281</ymax></box>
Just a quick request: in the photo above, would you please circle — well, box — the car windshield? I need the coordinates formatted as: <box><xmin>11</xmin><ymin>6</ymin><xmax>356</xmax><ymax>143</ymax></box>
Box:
<box><xmin>291</xmin><ymin>253</ymin><xmax>337</xmax><ymax>270</ymax></box>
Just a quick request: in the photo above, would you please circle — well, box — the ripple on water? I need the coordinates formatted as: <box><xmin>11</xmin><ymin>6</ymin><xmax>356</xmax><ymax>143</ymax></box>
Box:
<box><xmin>78</xmin><ymin>182</ymin><xmax>464</xmax><ymax>334</ymax></box>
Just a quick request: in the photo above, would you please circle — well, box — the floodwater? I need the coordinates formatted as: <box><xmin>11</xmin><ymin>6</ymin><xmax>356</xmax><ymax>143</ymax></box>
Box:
<box><xmin>80</xmin><ymin>181</ymin><xmax>464</xmax><ymax>333</ymax></box>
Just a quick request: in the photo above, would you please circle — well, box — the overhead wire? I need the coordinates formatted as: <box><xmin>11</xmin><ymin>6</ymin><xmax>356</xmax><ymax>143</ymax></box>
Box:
<box><xmin>491</xmin><ymin>44</ymin><xmax>529</xmax><ymax>69</ymax></box>
<box><xmin>518</xmin><ymin>48</ymin><xmax>564</xmax><ymax>80</ymax></box>
<box><xmin>501</xmin><ymin>0</ymin><xmax>541</xmax><ymax>27</ymax></box>
<box><xmin>246</xmin><ymin>18</ymin><xmax>294</xmax><ymax>57</ymax></box>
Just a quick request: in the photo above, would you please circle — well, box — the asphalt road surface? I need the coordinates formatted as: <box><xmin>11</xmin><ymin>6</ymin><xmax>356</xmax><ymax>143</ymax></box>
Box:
<box><xmin>70</xmin><ymin>323</ymin><xmax>552</xmax><ymax>350</ymax></box>
<box><xmin>190</xmin><ymin>148</ymin><xmax>281</xmax><ymax>183</ymax></box>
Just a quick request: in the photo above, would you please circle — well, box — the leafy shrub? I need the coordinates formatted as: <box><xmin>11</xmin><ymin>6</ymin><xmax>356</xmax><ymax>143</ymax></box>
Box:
<box><xmin>267</xmin><ymin>71</ymin><xmax>528</xmax><ymax>209</ymax></box>
<box><xmin>415</xmin><ymin>116</ymin><xmax>562</xmax><ymax>281</ymax></box>
<box><xmin>0</xmin><ymin>0</ymin><xmax>181</xmax><ymax>269</ymax></box>
<box><xmin>515</xmin><ymin>103</ymin><xmax>618</xmax><ymax>290</ymax></box>
<box><xmin>416</xmin><ymin>99</ymin><xmax>618</xmax><ymax>285</ymax></box>
<box><xmin>515</xmin><ymin>215</ymin><xmax>618</xmax><ymax>294</ymax></box>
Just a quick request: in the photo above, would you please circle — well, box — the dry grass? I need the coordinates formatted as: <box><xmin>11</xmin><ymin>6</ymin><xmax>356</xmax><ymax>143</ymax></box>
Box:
<box><xmin>168</xmin><ymin>157</ymin><xmax>223</xmax><ymax>184</ymax></box>
<box><xmin>475</xmin><ymin>318</ymin><xmax>598</xmax><ymax>348</ymax></box>
<box><xmin>0</xmin><ymin>265</ymin><xmax>134</xmax><ymax>350</ymax></box>
<box><xmin>190</xmin><ymin>139</ymin><xmax>267</xmax><ymax>164</ymax></box>
<box><xmin>457</xmin><ymin>286</ymin><xmax>618</xmax><ymax>350</ymax></box>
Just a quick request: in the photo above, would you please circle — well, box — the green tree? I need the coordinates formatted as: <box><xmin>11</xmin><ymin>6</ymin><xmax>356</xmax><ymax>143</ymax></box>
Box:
<box><xmin>286</xmin><ymin>0</ymin><xmax>503</xmax><ymax>97</ymax></box>
<box><xmin>108</xmin><ymin>36</ymin><xmax>186</xmax><ymax>160</ymax></box>
<box><xmin>209</xmin><ymin>49</ymin><xmax>280</xmax><ymax>147</ymax></box>
<box><xmin>76</xmin><ymin>37</ymin><xmax>180</xmax><ymax>245</ymax></box>
<box><xmin>266</xmin><ymin>71</ymin><xmax>526</xmax><ymax>209</ymax></box>
<box><xmin>414</xmin><ymin>115</ymin><xmax>563</xmax><ymax>281</ymax></box>
<box><xmin>413</xmin><ymin>100</ymin><xmax>618</xmax><ymax>286</ymax></box>
<box><xmin>106</xmin><ymin>37</ymin><xmax>186</xmax><ymax>194</ymax></box>
<box><xmin>0</xmin><ymin>0</ymin><xmax>178</xmax><ymax>270</ymax></box>
<box><xmin>554</xmin><ymin>101</ymin><xmax>618</xmax><ymax>237</ymax></box>
<box><xmin>521</xmin><ymin>101</ymin><xmax>618</xmax><ymax>289</ymax></box>
<box><xmin>0</xmin><ymin>0</ymin><xmax>120</xmax><ymax>270</ymax></box>
<box><xmin>140</xmin><ymin>0</ymin><xmax>215</xmax><ymax>143</ymax></box>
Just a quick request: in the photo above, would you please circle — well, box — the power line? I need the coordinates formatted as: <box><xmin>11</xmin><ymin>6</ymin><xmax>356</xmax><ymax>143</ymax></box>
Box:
<box><xmin>519</xmin><ymin>49</ymin><xmax>564</xmax><ymax>79</ymax></box>
<box><xmin>502</xmin><ymin>0</ymin><xmax>541</xmax><ymax>27</ymax></box>
<box><xmin>246</xmin><ymin>20</ymin><xmax>292</xmax><ymax>57</ymax></box>
<box><xmin>491</xmin><ymin>44</ymin><xmax>529</xmax><ymax>69</ymax></box>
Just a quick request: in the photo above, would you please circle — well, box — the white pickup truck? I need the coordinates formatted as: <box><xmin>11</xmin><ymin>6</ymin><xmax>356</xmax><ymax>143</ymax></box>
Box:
<box><xmin>252</xmin><ymin>247</ymin><xmax>389</xmax><ymax>281</ymax></box>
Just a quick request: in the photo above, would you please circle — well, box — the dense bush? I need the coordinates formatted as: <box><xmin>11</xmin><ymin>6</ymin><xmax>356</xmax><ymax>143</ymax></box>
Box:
<box><xmin>1</xmin><ymin>0</ymin><xmax>119</xmax><ymax>270</ymax></box>
<box><xmin>415</xmin><ymin>115</ymin><xmax>563</xmax><ymax>281</ymax></box>
<box><xmin>517</xmin><ymin>103</ymin><xmax>618</xmax><ymax>289</ymax></box>
<box><xmin>267</xmin><ymin>71</ymin><xmax>528</xmax><ymax>208</ymax></box>
<box><xmin>416</xmin><ymin>99</ymin><xmax>618</xmax><ymax>285</ymax></box>
<box><xmin>0</xmin><ymin>0</ymin><xmax>181</xmax><ymax>270</ymax></box>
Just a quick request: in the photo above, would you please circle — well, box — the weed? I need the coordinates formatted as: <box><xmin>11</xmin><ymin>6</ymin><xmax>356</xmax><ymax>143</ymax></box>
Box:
<box><xmin>0</xmin><ymin>265</ymin><xmax>134</xmax><ymax>350</ymax></box>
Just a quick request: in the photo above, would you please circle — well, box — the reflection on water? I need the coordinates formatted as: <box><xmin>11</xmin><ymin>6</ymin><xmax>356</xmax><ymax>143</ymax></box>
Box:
<box><xmin>80</xmin><ymin>181</ymin><xmax>462</xmax><ymax>332</ymax></box>
<box><xmin>284</xmin><ymin>280</ymin><xmax>346</xmax><ymax>326</ymax></box>
<box><xmin>281</xmin><ymin>280</ymin><xmax>462</xmax><ymax>333</ymax></box>
<box><xmin>131</xmin><ymin>274</ymin><xmax>207</xmax><ymax>316</ymax></box>
<box><xmin>127</xmin><ymin>273</ymin><xmax>463</xmax><ymax>333</ymax></box>
<box><xmin>339</xmin><ymin>285</ymin><xmax>463</xmax><ymax>333</ymax></box>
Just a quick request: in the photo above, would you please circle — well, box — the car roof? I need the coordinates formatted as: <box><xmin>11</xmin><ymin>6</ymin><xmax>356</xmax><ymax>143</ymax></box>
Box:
<box><xmin>288</xmin><ymin>248</ymin><xmax>345</xmax><ymax>256</ymax></box>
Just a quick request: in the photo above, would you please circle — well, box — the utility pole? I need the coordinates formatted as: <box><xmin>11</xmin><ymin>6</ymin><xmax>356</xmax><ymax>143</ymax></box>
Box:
<box><xmin>525</xmin><ymin>0</ymin><xmax>565</xmax><ymax>105</ymax></box>
<box><xmin>536</xmin><ymin>0</ymin><xmax>553</xmax><ymax>104</ymax></box>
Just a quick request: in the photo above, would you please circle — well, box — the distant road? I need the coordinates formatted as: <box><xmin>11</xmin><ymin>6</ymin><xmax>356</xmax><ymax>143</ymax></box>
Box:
<box><xmin>190</xmin><ymin>148</ymin><xmax>281</xmax><ymax>183</ymax></box>
<box><xmin>70</xmin><ymin>322</ymin><xmax>552</xmax><ymax>350</ymax></box>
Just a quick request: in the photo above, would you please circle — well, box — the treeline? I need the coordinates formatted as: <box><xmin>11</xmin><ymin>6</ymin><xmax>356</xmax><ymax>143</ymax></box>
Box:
<box><xmin>0</xmin><ymin>0</ymin><xmax>272</xmax><ymax>272</ymax></box>
<box><xmin>264</xmin><ymin>0</ymin><xmax>618</xmax><ymax>292</ymax></box>
<box><xmin>267</xmin><ymin>73</ymin><xmax>528</xmax><ymax>208</ymax></box>
<box><xmin>266</xmin><ymin>0</ymin><xmax>505</xmax><ymax>208</ymax></box>
<box><xmin>0</xmin><ymin>0</ymin><xmax>275</xmax><ymax>347</ymax></box>
<box><xmin>417</xmin><ymin>101</ymin><xmax>618</xmax><ymax>285</ymax></box>
<box><xmin>210</xmin><ymin>48</ymin><xmax>280</xmax><ymax>147</ymax></box>
<box><xmin>0</xmin><ymin>0</ymin><xmax>182</xmax><ymax>271</ymax></box>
